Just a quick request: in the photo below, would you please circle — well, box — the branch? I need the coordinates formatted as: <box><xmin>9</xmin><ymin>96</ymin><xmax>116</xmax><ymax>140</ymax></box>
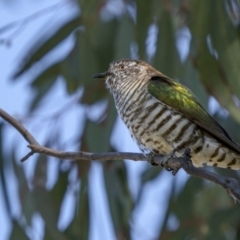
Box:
<box><xmin>0</xmin><ymin>108</ymin><xmax>39</xmax><ymax>146</ymax></box>
<box><xmin>0</xmin><ymin>107</ymin><xmax>240</xmax><ymax>202</ymax></box>
<box><xmin>157</xmin><ymin>149</ymin><xmax>240</xmax><ymax>203</ymax></box>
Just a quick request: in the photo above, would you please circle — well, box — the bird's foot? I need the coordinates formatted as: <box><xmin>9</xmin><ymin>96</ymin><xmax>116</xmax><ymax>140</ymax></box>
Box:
<box><xmin>146</xmin><ymin>150</ymin><xmax>178</xmax><ymax>168</ymax></box>
<box><xmin>162</xmin><ymin>148</ymin><xmax>192</xmax><ymax>175</ymax></box>
<box><xmin>147</xmin><ymin>148</ymin><xmax>192</xmax><ymax>176</ymax></box>
<box><xmin>159</xmin><ymin>149</ymin><xmax>179</xmax><ymax>174</ymax></box>
<box><xmin>146</xmin><ymin>152</ymin><xmax>161</xmax><ymax>166</ymax></box>
<box><xmin>183</xmin><ymin>148</ymin><xmax>191</xmax><ymax>160</ymax></box>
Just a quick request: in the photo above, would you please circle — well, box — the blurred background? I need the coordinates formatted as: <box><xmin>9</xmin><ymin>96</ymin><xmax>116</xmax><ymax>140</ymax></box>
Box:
<box><xmin>1</xmin><ymin>0</ymin><xmax>240</xmax><ymax>239</ymax></box>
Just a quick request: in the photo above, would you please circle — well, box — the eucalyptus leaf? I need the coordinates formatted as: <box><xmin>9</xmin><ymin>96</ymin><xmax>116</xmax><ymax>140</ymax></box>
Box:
<box><xmin>64</xmin><ymin>175</ymin><xmax>89</xmax><ymax>240</ymax></box>
<box><xmin>9</xmin><ymin>220</ymin><xmax>30</xmax><ymax>240</ymax></box>
<box><xmin>135</xmin><ymin>0</ymin><xmax>154</xmax><ymax>59</ymax></box>
<box><xmin>103</xmin><ymin>160</ymin><xmax>133</xmax><ymax>240</ymax></box>
<box><xmin>29</xmin><ymin>62</ymin><xmax>60</xmax><ymax>112</ymax></box>
<box><xmin>154</xmin><ymin>9</ymin><xmax>181</xmax><ymax>78</ymax></box>
<box><xmin>13</xmin><ymin>16</ymin><xmax>82</xmax><ymax>79</ymax></box>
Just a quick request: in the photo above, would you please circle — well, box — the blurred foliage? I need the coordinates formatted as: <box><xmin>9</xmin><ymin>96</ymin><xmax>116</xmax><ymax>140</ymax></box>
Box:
<box><xmin>1</xmin><ymin>0</ymin><xmax>240</xmax><ymax>239</ymax></box>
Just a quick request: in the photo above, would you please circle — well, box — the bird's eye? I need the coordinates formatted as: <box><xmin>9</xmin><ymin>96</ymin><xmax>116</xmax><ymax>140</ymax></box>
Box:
<box><xmin>119</xmin><ymin>64</ymin><xmax>125</xmax><ymax>70</ymax></box>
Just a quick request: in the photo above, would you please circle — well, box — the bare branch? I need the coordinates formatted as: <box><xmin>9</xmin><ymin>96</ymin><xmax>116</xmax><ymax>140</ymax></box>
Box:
<box><xmin>0</xmin><ymin>108</ymin><xmax>40</xmax><ymax>146</ymax></box>
<box><xmin>1</xmin><ymin>107</ymin><xmax>240</xmax><ymax>202</ymax></box>
<box><xmin>158</xmin><ymin>149</ymin><xmax>240</xmax><ymax>202</ymax></box>
<box><xmin>27</xmin><ymin>144</ymin><xmax>147</xmax><ymax>162</ymax></box>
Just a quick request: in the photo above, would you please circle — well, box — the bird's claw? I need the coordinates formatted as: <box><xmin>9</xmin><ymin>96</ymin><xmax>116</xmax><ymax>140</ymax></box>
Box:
<box><xmin>183</xmin><ymin>148</ymin><xmax>191</xmax><ymax>159</ymax></box>
<box><xmin>147</xmin><ymin>148</ymin><xmax>191</xmax><ymax>176</ymax></box>
<box><xmin>160</xmin><ymin>148</ymin><xmax>181</xmax><ymax>176</ymax></box>
<box><xmin>147</xmin><ymin>152</ymin><xmax>159</xmax><ymax>166</ymax></box>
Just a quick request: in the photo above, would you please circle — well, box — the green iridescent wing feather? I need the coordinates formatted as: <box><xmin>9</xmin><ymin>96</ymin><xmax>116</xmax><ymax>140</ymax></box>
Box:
<box><xmin>147</xmin><ymin>75</ymin><xmax>240</xmax><ymax>154</ymax></box>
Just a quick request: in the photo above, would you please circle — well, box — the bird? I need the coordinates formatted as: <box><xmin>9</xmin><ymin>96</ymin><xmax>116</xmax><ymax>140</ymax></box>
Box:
<box><xmin>93</xmin><ymin>59</ymin><xmax>240</xmax><ymax>170</ymax></box>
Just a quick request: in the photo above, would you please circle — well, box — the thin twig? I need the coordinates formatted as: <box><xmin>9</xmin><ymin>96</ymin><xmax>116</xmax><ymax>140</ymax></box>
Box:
<box><xmin>0</xmin><ymin>107</ymin><xmax>240</xmax><ymax>202</ymax></box>
<box><xmin>20</xmin><ymin>150</ymin><xmax>35</xmax><ymax>162</ymax></box>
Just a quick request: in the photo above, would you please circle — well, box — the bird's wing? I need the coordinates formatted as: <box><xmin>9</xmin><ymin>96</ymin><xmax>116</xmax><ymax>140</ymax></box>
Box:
<box><xmin>147</xmin><ymin>75</ymin><xmax>240</xmax><ymax>154</ymax></box>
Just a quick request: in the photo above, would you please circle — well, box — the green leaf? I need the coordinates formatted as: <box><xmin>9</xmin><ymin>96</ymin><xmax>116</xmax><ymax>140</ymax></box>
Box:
<box><xmin>172</xmin><ymin>177</ymin><xmax>203</xmax><ymax>220</ymax></box>
<box><xmin>159</xmin><ymin>178</ymin><xmax>204</xmax><ymax>239</ymax></box>
<box><xmin>29</xmin><ymin>62</ymin><xmax>60</xmax><ymax>112</ymax></box>
<box><xmin>193</xmin><ymin>41</ymin><xmax>240</xmax><ymax>124</ymax></box>
<box><xmin>65</xmin><ymin>175</ymin><xmax>89</xmax><ymax>240</ymax></box>
<box><xmin>78</xmin><ymin>0</ymin><xmax>101</xmax><ymax>21</ymax></box>
<box><xmin>153</xmin><ymin>9</ymin><xmax>181</xmax><ymax>78</ymax></box>
<box><xmin>83</xmin><ymin>98</ymin><xmax>117</xmax><ymax>152</ymax></box>
<box><xmin>188</xmin><ymin>0</ymin><xmax>240</xmax><ymax>124</ymax></box>
<box><xmin>214</xmin><ymin>114</ymin><xmax>240</xmax><ymax>144</ymax></box>
<box><xmin>11</xmin><ymin>150</ymin><xmax>35</xmax><ymax>226</ymax></box>
<box><xmin>136</xmin><ymin>166</ymin><xmax>162</xmax><ymax>205</ymax></box>
<box><xmin>9</xmin><ymin>220</ymin><xmax>30</xmax><ymax>240</ymax></box>
<box><xmin>114</xmin><ymin>14</ymin><xmax>134</xmax><ymax>59</ymax></box>
<box><xmin>140</xmin><ymin>166</ymin><xmax>162</xmax><ymax>184</ymax></box>
<box><xmin>33</xmin><ymin>155</ymin><xmax>68</xmax><ymax>240</ymax></box>
<box><xmin>13</xmin><ymin>15</ymin><xmax>81</xmax><ymax>78</ymax></box>
<box><xmin>0</xmin><ymin>123</ymin><xmax>11</xmax><ymax>216</ymax></box>
<box><xmin>79</xmin><ymin>18</ymin><xmax>119</xmax><ymax>103</ymax></box>
<box><xmin>35</xmin><ymin>187</ymin><xmax>68</xmax><ymax>240</ymax></box>
<box><xmin>60</xmin><ymin>37</ymin><xmax>82</xmax><ymax>94</ymax></box>
<box><xmin>180</xmin><ymin>57</ymin><xmax>209</xmax><ymax>110</ymax></box>
<box><xmin>135</xmin><ymin>0</ymin><xmax>154</xmax><ymax>59</ymax></box>
<box><xmin>208</xmin><ymin>206</ymin><xmax>240</xmax><ymax>237</ymax></box>
<box><xmin>50</xmin><ymin>165</ymin><xmax>69</xmax><ymax>220</ymax></box>
<box><xmin>194</xmin><ymin>184</ymin><xmax>233</xmax><ymax>219</ymax></box>
<box><xmin>209</xmin><ymin>0</ymin><xmax>240</xmax><ymax>100</ymax></box>
<box><xmin>103</xmin><ymin>160</ymin><xmax>133</xmax><ymax>239</ymax></box>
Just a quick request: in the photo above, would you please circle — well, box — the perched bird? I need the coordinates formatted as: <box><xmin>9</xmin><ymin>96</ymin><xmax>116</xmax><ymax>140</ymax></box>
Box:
<box><xmin>93</xmin><ymin>59</ymin><xmax>240</xmax><ymax>170</ymax></box>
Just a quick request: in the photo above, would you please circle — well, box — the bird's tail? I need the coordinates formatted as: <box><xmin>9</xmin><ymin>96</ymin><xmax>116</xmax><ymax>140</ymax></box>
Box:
<box><xmin>192</xmin><ymin>135</ymin><xmax>240</xmax><ymax>170</ymax></box>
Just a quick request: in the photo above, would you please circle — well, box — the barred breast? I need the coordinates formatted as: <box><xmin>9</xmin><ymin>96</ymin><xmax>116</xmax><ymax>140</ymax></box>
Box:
<box><xmin>113</xmin><ymin>80</ymin><xmax>240</xmax><ymax>170</ymax></box>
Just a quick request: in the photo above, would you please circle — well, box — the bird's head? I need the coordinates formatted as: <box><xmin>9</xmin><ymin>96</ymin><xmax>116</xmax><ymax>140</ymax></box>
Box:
<box><xmin>93</xmin><ymin>59</ymin><xmax>152</xmax><ymax>93</ymax></box>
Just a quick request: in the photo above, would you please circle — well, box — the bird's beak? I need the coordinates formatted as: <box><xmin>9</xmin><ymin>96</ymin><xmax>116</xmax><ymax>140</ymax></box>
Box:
<box><xmin>92</xmin><ymin>71</ymin><xmax>111</xmax><ymax>79</ymax></box>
